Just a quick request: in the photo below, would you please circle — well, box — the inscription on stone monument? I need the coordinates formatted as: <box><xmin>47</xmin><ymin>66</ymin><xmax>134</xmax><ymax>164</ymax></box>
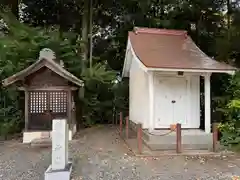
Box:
<box><xmin>52</xmin><ymin>119</ymin><xmax>68</xmax><ymax>170</ymax></box>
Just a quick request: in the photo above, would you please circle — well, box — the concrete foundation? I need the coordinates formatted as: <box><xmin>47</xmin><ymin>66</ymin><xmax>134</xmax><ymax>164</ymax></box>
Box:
<box><xmin>142</xmin><ymin>129</ymin><xmax>213</xmax><ymax>150</ymax></box>
<box><xmin>45</xmin><ymin>162</ymin><xmax>72</xmax><ymax>180</ymax></box>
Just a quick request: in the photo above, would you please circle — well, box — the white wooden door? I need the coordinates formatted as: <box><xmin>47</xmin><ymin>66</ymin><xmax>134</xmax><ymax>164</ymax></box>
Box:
<box><xmin>155</xmin><ymin>76</ymin><xmax>188</xmax><ymax>128</ymax></box>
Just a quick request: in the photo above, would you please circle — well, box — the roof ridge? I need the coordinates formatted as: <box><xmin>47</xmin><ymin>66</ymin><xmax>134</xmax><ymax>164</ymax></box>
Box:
<box><xmin>133</xmin><ymin>27</ymin><xmax>188</xmax><ymax>36</ymax></box>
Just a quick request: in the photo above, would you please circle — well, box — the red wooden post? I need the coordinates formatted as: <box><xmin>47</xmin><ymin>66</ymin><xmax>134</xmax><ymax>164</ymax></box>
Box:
<box><xmin>119</xmin><ymin>112</ymin><xmax>123</xmax><ymax>136</ymax></box>
<box><xmin>125</xmin><ymin>116</ymin><xmax>129</xmax><ymax>139</ymax></box>
<box><xmin>176</xmin><ymin>123</ymin><xmax>182</xmax><ymax>153</ymax></box>
<box><xmin>137</xmin><ymin>123</ymin><xmax>143</xmax><ymax>154</ymax></box>
<box><xmin>212</xmin><ymin>122</ymin><xmax>218</xmax><ymax>152</ymax></box>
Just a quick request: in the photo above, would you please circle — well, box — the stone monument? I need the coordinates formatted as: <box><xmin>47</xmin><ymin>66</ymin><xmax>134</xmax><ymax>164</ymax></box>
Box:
<box><xmin>45</xmin><ymin>119</ymin><xmax>72</xmax><ymax>180</ymax></box>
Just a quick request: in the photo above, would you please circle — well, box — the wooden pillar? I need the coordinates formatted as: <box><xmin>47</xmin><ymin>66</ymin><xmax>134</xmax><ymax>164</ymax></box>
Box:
<box><xmin>212</xmin><ymin>122</ymin><xmax>218</xmax><ymax>152</ymax></box>
<box><xmin>148</xmin><ymin>71</ymin><xmax>154</xmax><ymax>132</ymax></box>
<box><xmin>125</xmin><ymin>116</ymin><xmax>129</xmax><ymax>139</ymax></box>
<box><xmin>204</xmin><ymin>74</ymin><xmax>211</xmax><ymax>133</ymax></box>
<box><xmin>67</xmin><ymin>90</ymin><xmax>72</xmax><ymax>129</ymax></box>
<box><xmin>24</xmin><ymin>90</ymin><xmax>29</xmax><ymax>131</ymax></box>
<box><xmin>137</xmin><ymin>123</ymin><xmax>143</xmax><ymax>154</ymax></box>
<box><xmin>176</xmin><ymin>123</ymin><xmax>182</xmax><ymax>153</ymax></box>
<box><xmin>119</xmin><ymin>112</ymin><xmax>123</xmax><ymax>136</ymax></box>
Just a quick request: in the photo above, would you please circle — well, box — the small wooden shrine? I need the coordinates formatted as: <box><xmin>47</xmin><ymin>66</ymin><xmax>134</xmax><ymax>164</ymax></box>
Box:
<box><xmin>2</xmin><ymin>48</ymin><xmax>84</xmax><ymax>143</ymax></box>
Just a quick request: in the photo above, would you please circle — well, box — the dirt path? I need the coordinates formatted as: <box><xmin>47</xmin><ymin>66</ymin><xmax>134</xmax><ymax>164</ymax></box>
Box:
<box><xmin>0</xmin><ymin>125</ymin><xmax>240</xmax><ymax>180</ymax></box>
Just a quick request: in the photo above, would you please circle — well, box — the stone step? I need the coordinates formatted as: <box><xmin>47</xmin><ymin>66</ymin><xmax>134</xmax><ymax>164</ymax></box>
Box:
<box><xmin>142</xmin><ymin>129</ymin><xmax>214</xmax><ymax>151</ymax></box>
<box><xmin>143</xmin><ymin>130</ymin><xmax>212</xmax><ymax>142</ymax></box>
<box><xmin>143</xmin><ymin>135</ymin><xmax>212</xmax><ymax>145</ymax></box>
<box><xmin>145</xmin><ymin>142</ymin><xmax>213</xmax><ymax>151</ymax></box>
<box><xmin>145</xmin><ymin>141</ymin><xmax>222</xmax><ymax>151</ymax></box>
<box><xmin>31</xmin><ymin>137</ymin><xmax>52</xmax><ymax>148</ymax></box>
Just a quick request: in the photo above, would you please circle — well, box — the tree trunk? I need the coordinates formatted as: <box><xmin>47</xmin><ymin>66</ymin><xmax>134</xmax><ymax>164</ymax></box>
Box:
<box><xmin>160</xmin><ymin>0</ymin><xmax>164</xmax><ymax>18</ymax></box>
<box><xmin>227</xmin><ymin>0</ymin><xmax>231</xmax><ymax>41</ymax></box>
<box><xmin>81</xmin><ymin>0</ymin><xmax>90</xmax><ymax>72</ymax></box>
<box><xmin>11</xmin><ymin>0</ymin><xmax>19</xmax><ymax>19</ymax></box>
<box><xmin>58</xmin><ymin>0</ymin><xmax>64</xmax><ymax>38</ymax></box>
<box><xmin>89</xmin><ymin>0</ymin><xmax>93</xmax><ymax>69</ymax></box>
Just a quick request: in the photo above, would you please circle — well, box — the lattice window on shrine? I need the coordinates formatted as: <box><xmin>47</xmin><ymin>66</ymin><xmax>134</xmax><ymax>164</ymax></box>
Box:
<box><xmin>30</xmin><ymin>92</ymin><xmax>47</xmax><ymax>113</ymax></box>
<box><xmin>49</xmin><ymin>92</ymin><xmax>67</xmax><ymax>113</ymax></box>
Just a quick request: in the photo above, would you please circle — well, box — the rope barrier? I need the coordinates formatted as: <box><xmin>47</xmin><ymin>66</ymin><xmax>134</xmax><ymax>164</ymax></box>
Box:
<box><xmin>147</xmin><ymin>127</ymin><xmax>177</xmax><ymax>136</ymax></box>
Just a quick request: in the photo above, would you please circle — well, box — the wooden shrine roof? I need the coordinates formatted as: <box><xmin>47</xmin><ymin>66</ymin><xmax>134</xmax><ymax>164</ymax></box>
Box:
<box><xmin>2</xmin><ymin>48</ymin><xmax>84</xmax><ymax>87</ymax></box>
<box><xmin>129</xmin><ymin>27</ymin><xmax>236</xmax><ymax>71</ymax></box>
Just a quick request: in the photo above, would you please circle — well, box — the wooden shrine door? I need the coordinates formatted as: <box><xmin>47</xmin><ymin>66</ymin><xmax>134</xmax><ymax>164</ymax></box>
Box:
<box><xmin>29</xmin><ymin>91</ymin><xmax>68</xmax><ymax>130</ymax></box>
<box><xmin>154</xmin><ymin>77</ymin><xmax>188</xmax><ymax>128</ymax></box>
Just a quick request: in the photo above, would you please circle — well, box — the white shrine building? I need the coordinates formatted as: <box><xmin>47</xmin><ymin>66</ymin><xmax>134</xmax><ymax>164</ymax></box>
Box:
<box><xmin>122</xmin><ymin>27</ymin><xmax>236</xmax><ymax>150</ymax></box>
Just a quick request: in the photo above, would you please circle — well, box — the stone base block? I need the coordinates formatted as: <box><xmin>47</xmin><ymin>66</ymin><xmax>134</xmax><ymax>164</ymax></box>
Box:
<box><xmin>44</xmin><ymin>162</ymin><xmax>72</xmax><ymax>180</ymax></box>
<box><xmin>23</xmin><ymin>129</ymin><xmax>76</xmax><ymax>143</ymax></box>
<box><xmin>31</xmin><ymin>137</ymin><xmax>51</xmax><ymax>148</ymax></box>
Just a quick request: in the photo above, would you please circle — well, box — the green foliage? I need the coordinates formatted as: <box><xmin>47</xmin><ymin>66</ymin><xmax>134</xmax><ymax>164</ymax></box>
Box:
<box><xmin>218</xmin><ymin>100</ymin><xmax>240</xmax><ymax>150</ymax></box>
<box><xmin>81</xmin><ymin>63</ymin><xmax>116</xmax><ymax>84</ymax></box>
<box><xmin>211</xmin><ymin>3</ymin><xmax>240</xmax><ymax>149</ymax></box>
<box><xmin>0</xmin><ymin>11</ymin><xmax>82</xmax><ymax>136</ymax></box>
<box><xmin>112</xmin><ymin>79</ymin><xmax>129</xmax><ymax>113</ymax></box>
<box><xmin>0</xmin><ymin>90</ymin><xmax>22</xmax><ymax>137</ymax></box>
<box><xmin>0</xmin><ymin>11</ymin><xmax>82</xmax><ymax>79</ymax></box>
<box><xmin>80</xmin><ymin>64</ymin><xmax>117</xmax><ymax>127</ymax></box>
<box><xmin>0</xmin><ymin>11</ymin><xmax>120</xmax><ymax>132</ymax></box>
<box><xmin>218</xmin><ymin>72</ymin><xmax>240</xmax><ymax>150</ymax></box>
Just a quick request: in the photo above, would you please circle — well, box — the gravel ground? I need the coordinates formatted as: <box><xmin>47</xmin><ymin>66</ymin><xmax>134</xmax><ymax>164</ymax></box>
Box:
<box><xmin>0</xmin><ymin>125</ymin><xmax>240</xmax><ymax>180</ymax></box>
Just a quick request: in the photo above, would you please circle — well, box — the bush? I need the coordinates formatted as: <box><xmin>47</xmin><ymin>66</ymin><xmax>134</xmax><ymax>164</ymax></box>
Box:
<box><xmin>218</xmin><ymin>72</ymin><xmax>240</xmax><ymax>150</ymax></box>
<box><xmin>80</xmin><ymin>63</ymin><xmax>117</xmax><ymax>127</ymax></box>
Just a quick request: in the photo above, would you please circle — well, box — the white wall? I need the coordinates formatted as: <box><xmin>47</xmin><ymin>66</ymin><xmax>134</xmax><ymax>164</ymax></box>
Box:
<box><xmin>129</xmin><ymin>55</ymin><xmax>149</xmax><ymax>128</ymax></box>
<box><xmin>129</xmin><ymin>67</ymin><xmax>201</xmax><ymax>129</ymax></box>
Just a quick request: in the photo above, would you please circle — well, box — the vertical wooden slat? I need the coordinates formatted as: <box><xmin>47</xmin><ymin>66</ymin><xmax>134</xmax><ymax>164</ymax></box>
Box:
<box><xmin>125</xmin><ymin>116</ymin><xmax>129</xmax><ymax>139</ymax></box>
<box><xmin>24</xmin><ymin>90</ymin><xmax>29</xmax><ymax>131</ymax></box>
<box><xmin>38</xmin><ymin>92</ymin><xmax>39</xmax><ymax>113</ymax></box>
<box><xmin>137</xmin><ymin>123</ymin><xmax>143</xmax><ymax>154</ymax></box>
<box><xmin>212</xmin><ymin>122</ymin><xmax>218</xmax><ymax>152</ymax></box>
<box><xmin>46</xmin><ymin>91</ymin><xmax>51</xmax><ymax>128</ymax></box>
<box><xmin>176</xmin><ymin>123</ymin><xmax>182</xmax><ymax>153</ymax></box>
<box><xmin>119</xmin><ymin>112</ymin><xmax>123</xmax><ymax>136</ymax></box>
<box><xmin>46</xmin><ymin>91</ymin><xmax>50</xmax><ymax>110</ymax></box>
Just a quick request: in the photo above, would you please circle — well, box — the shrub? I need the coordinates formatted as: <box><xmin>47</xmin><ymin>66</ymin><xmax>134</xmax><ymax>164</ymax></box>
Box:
<box><xmin>218</xmin><ymin>72</ymin><xmax>240</xmax><ymax>150</ymax></box>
